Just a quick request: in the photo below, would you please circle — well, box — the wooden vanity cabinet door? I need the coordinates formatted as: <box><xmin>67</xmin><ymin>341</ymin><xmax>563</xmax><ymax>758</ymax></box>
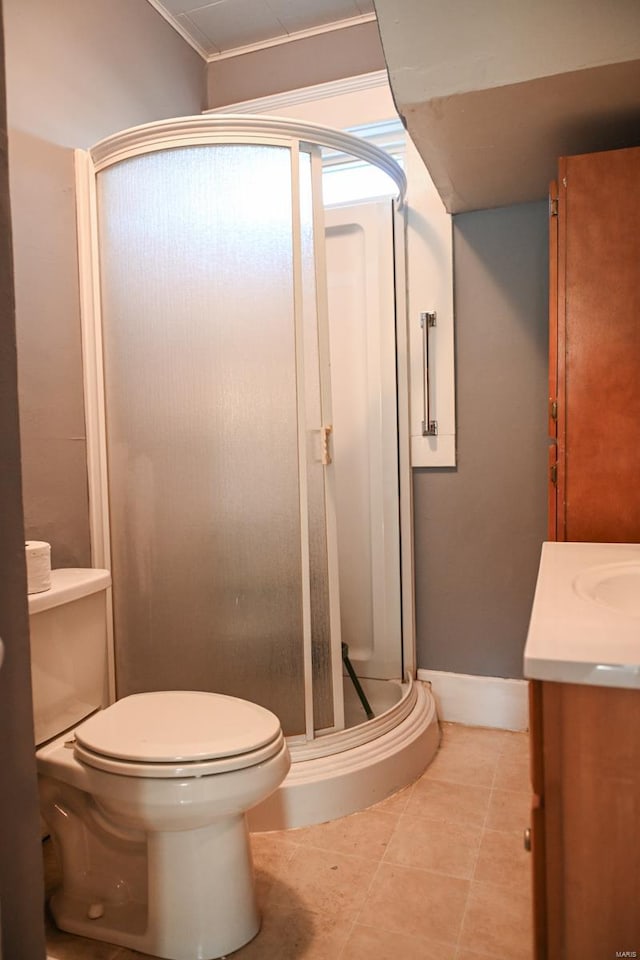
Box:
<box><xmin>537</xmin><ymin>682</ymin><xmax>640</xmax><ymax>959</ymax></box>
<box><xmin>552</xmin><ymin>146</ymin><xmax>640</xmax><ymax>542</ymax></box>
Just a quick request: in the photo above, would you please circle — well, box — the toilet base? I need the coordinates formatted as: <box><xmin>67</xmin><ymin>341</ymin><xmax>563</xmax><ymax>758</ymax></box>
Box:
<box><xmin>51</xmin><ymin>890</ymin><xmax>260</xmax><ymax>960</ymax></box>
<box><xmin>49</xmin><ymin>814</ymin><xmax>261</xmax><ymax>960</ymax></box>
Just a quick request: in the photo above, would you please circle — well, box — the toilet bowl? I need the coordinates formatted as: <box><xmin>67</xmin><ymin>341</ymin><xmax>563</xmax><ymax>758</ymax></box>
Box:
<box><xmin>38</xmin><ymin>690</ymin><xmax>290</xmax><ymax>960</ymax></box>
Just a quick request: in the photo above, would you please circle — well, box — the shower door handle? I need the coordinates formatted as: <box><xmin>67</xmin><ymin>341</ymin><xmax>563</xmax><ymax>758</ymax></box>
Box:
<box><xmin>420</xmin><ymin>311</ymin><xmax>438</xmax><ymax>437</ymax></box>
<box><xmin>320</xmin><ymin>425</ymin><xmax>332</xmax><ymax>465</ymax></box>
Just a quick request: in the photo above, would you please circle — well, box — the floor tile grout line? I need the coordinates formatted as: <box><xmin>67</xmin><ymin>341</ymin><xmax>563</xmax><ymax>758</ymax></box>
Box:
<box><xmin>284</xmin><ymin>802</ymin><xmax>410</xmax><ymax>959</ymax></box>
<box><xmin>340</xmin><ymin>917</ymin><xmax>461</xmax><ymax>958</ymax></box>
<box><xmin>345</xmin><ymin>797</ymin><xmax>413</xmax><ymax>944</ymax></box>
<box><xmin>335</xmin><ymin>845</ymin><xmax>391</xmax><ymax>958</ymax></box>
<box><xmin>459</xmin><ymin>730</ymin><xmax>532</xmax><ymax>960</ymax></box>
<box><xmin>453</xmin><ymin>732</ymin><xmax>503</xmax><ymax>953</ymax></box>
<box><xmin>396</xmin><ymin>752</ymin><xmax>484</xmax><ymax>955</ymax></box>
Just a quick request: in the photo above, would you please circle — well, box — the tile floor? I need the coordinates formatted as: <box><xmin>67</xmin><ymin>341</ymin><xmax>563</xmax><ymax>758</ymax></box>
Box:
<box><xmin>44</xmin><ymin>722</ymin><xmax>532</xmax><ymax>960</ymax></box>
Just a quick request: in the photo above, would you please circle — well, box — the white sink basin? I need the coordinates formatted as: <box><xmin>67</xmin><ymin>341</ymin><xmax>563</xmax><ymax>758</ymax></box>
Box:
<box><xmin>525</xmin><ymin>542</ymin><xmax>640</xmax><ymax>689</ymax></box>
<box><xmin>574</xmin><ymin>561</ymin><xmax>640</xmax><ymax>618</ymax></box>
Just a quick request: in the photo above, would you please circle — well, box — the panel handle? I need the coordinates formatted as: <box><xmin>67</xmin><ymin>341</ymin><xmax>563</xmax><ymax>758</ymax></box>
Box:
<box><xmin>420</xmin><ymin>311</ymin><xmax>438</xmax><ymax>436</ymax></box>
<box><xmin>320</xmin><ymin>425</ymin><xmax>332</xmax><ymax>465</ymax></box>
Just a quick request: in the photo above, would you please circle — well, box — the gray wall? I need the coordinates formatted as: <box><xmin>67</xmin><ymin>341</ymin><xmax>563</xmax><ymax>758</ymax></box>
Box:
<box><xmin>4</xmin><ymin>0</ymin><xmax>205</xmax><ymax>567</ymax></box>
<box><xmin>414</xmin><ymin>201</ymin><xmax>549</xmax><ymax>678</ymax></box>
<box><xmin>207</xmin><ymin>21</ymin><xmax>385</xmax><ymax>107</ymax></box>
<box><xmin>0</xmin><ymin>4</ymin><xmax>46</xmax><ymax>955</ymax></box>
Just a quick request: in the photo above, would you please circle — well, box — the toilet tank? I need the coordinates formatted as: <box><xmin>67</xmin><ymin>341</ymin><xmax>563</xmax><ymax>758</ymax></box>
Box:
<box><xmin>28</xmin><ymin>568</ymin><xmax>111</xmax><ymax>746</ymax></box>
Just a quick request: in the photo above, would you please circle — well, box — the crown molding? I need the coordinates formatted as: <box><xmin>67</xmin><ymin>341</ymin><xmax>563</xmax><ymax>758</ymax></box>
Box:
<box><xmin>147</xmin><ymin>0</ymin><xmax>376</xmax><ymax>63</ymax></box>
<box><xmin>204</xmin><ymin>70</ymin><xmax>389</xmax><ymax>115</ymax></box>
<box><xmin>205</xmin><ymin>13</ymin><xmax>377</xmax><ymax>62</ymax></box>
<box><xmin>145</xmin><ymin>2</ymin><xmax>377</xmax><ymax>65</ymax></box>
<box><xmin>145</xmin><ymin>0</ymin><xmax>209</xmax><ymax>60</ymax></box>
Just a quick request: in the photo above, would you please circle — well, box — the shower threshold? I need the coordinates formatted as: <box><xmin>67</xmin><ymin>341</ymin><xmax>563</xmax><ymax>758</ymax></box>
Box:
<box><xmin>248</xmin><ymin>678</ymin><xmax>439</xmax><ymax>831</ymax></box>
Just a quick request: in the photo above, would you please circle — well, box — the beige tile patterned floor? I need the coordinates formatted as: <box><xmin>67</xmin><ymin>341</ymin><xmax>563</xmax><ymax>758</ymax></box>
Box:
<box><xmin>44</xmin><ymin>723</ymin><xmax>533</xmax><ymax>960</ymax></box>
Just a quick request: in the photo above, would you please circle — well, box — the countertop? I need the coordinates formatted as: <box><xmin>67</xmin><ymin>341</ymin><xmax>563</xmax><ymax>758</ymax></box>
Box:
<box><xmin>524</xmin><ymin>541</ymin><xmax>640</xmax><ymax>689</ymax></box>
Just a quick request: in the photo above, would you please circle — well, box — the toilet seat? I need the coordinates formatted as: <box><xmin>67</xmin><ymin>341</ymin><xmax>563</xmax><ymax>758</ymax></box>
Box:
<box><xmin>73</xmin><ymin>732</ymin><xmax>286</xmax><ymax>778</ymax></box>
<box><xmin>73</xmin><ymin>690</ymin><xmax>285</xmax><ymax>779</ymax></box>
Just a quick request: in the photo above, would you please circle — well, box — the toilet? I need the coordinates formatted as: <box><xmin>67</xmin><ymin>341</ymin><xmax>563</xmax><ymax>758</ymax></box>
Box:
<box><xmin>29</xmin><ymin>569</ymin><xmax>290</xmax><ymax>960</ymax></box>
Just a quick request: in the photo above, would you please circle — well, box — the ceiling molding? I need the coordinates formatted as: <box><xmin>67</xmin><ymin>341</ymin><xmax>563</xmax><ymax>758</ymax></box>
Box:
<box><xmin>145</xmin><ymin>0</ymin><xmax>209</xmax><ymax>60</ymax></box>
<box><xmin>204</xmin><ymin>13</ymin><xmax>377</xmax><ymax>62</ymax></box>
<box><xmin>204</xmin><ymin>70</ymin><xmax>389</xmax><ymax>114</ymax></box>
<box><xmin>145</xmin><ymin>1</ymin><xmax>376</xmax><ymax>63</ymax></box>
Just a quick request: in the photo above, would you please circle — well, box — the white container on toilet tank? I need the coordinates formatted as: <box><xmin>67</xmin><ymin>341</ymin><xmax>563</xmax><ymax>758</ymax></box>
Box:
<box><xmin>28</xmin><ymin>568</ymin><xmax>111</xmax><ymax>745</ymax></box>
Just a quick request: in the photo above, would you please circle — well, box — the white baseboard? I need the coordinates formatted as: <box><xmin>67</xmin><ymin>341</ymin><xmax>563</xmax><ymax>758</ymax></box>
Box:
<box><xmin>417</xmin><ymin>669</ymin><xmax>529</xmax><ymax>732</ymax></box>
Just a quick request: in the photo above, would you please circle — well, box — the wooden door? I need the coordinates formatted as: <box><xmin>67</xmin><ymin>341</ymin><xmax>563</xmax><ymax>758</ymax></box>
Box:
<box><xmin>552</xmin><ymin>147</ymin><xmax>640</xmax><ymax>541</ymax></box>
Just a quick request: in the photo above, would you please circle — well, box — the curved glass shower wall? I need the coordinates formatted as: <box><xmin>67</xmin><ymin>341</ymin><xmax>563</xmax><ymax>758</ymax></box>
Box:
<box><xmin>80</xmin><ymin>116</ymin><xmax>407</xmax><ymax>745</ymax></box>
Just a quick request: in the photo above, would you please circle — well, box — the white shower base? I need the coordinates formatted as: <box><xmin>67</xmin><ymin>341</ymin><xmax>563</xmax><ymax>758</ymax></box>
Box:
<box><xmin>248</xmin><ymin>678</ymin><xmax>440</xmax><ymax>831</ymax></box>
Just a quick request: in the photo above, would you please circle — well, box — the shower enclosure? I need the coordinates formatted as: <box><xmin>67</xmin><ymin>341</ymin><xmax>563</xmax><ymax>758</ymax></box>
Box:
<box><xmin>76</xmin><ymin>116</ymin><xmax>438</xmax><ymax>826</ymax></box>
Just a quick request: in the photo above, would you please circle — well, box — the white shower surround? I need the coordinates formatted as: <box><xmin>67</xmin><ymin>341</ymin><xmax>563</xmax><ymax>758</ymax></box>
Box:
<box><xmin>75</xmin><ymin>114</ymin><xmax>439</xmax><ymax>829</ymax></box>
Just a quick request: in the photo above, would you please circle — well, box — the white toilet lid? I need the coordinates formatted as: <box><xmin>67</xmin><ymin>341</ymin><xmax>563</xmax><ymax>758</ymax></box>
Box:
<box><xmin>74</xmin><ymin>691</ymin><xmax>283</xmax><ymax>763</ymax></box>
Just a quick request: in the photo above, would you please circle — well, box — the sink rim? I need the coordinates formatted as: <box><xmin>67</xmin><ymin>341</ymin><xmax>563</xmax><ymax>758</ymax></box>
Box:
<box><xmin>573</xmin><ymin>560</ymin><xmax>640</xmax><ymax>619</ymax></box>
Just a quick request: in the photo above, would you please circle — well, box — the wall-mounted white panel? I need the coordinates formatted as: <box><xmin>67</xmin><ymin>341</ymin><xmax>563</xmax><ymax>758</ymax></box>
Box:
<box><xmin>325</xmin><ymin>201</ymin><xmax>402</xmax><ymax>678</ymax></box>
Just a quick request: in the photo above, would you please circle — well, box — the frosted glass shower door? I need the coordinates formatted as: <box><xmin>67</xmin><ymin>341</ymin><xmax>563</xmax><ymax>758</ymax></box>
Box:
<box><xmin>96</xmin><ymin>143</ymin><xmax>336</xmax><ymax>737</ymax></box>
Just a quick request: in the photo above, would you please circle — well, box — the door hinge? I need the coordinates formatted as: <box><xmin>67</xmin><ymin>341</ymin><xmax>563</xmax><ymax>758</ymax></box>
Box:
<box><xmin>550</xmin><ymin>464</ymin><xmax>558</xmax><ymax>485</ymax></box>
<box><xmin>549</xmin><ymin>197</ymin><xmax>558</xmax><ymax>217</ymax></box>
<box><xmin>549</xmin><ymin>399</ymin><xmax>558</xmax><ymax>421</ymax></box>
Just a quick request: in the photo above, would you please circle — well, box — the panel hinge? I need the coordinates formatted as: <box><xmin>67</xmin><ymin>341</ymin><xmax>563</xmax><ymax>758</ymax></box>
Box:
<box><xmin>550</xmin><ymin>464</ymin><xmax>557</xmax><ymax>485</ymax></box>
<box><xmin>549</xmin><ymin>197</ymin><xmax>558</xmax><ymax>217</ymax></box>
<box><xmin>549</xmin><ymin>399</ymin><xmax>558</xmax><ymax>421</ymax></box>
<box><xmin>420</xmin><ymin>310</ymin><xmax>437</xmax><ymax>329</ymax></box>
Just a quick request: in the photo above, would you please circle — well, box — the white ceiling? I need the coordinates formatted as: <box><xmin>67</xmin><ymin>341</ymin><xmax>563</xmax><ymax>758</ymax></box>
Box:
<box><xmin>148</xmin><ymin>0</ymin><xmax>376</xmax><ymax>60</ymax></box>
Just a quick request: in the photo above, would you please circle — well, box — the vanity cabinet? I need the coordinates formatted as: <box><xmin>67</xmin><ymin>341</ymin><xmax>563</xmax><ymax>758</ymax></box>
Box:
<box><xmin>548</xmin><ymin>145</ymin><xmax>640</xmax><ymax>542</ymax></box>
<box><xmin>532</xmin><ymin>146</ymin><xmax>640</xmax><ymax>958</ymax></box>
<box><xmin>529</xmin><ymin>679</ymin><xmax>640</xmax><ymax>959</ymax></box>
